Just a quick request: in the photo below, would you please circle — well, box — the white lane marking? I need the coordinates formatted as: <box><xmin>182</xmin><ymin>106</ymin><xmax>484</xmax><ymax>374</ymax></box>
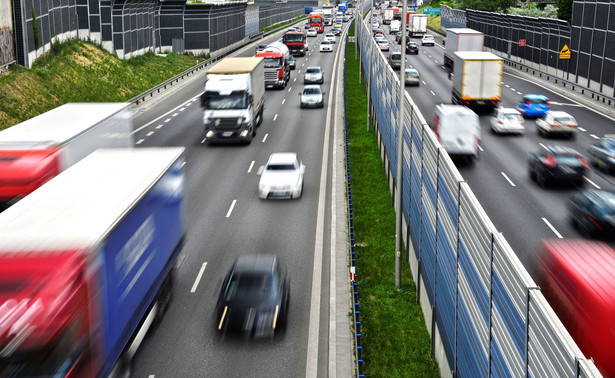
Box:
<box><xmin>190</xmin><ymin>262</ymin><xmax>208</xmax><ymax>293</ymax></box>
<box><xmin>288</xmin><ymin>87</ymin><xmax>292</xmax><ymax>92</ymax></box>
<box><xmin>156</xmin><ymin>124</ymin><xmax>164</xmax><ymax>129</ymax></box>
<box><xmin>164</xmin><ymin>118</ymin><xmax>171</xmax><ymax>123</ymax></box>
<box><xmin>421</xmin><ymin>80</ymin><xmax>426</xmax><ymax>85</ymax></box>
<box><xmin>146</xmin><ymin>131</ymin><xmax>154</xmax><ymax>137</ymax></box>
<box><xmin>247</xmin><ymin>161</ymin><xmax>255</xmax><ymax>173</ymax></box>
<box><xmin>549</xmin><ymin>101</ymin><xmax>583</xmax><ymax>107</ymax></box>
<box><xmin>539</xmin><ymin>143</ymin><xmax>548</xmax><ymax>150</ymax></box>
<box><xmin>201</xmin><ymin>137</ymin><xmax>207</xmax><ymax>144</ymax></box>
<box><xmin>510</xmin><ymin>88</ymin><xmax>515</xmax><ymax>91</ymax></box>
<box><xmin>578</xmin><ymin>127</ymin><xmax>586</xmax><ymax>132</ymax></box>
<box><xmin>186</xmin><ymin>102</ymin><xmax>192</xmax><ymax>106</ymax></box>
<box><xmin>517</xmin><ymin>91</ymin><xmax>522</xmax><ymax>95</ymax></box>
<box><xmin>430</xmin><ymin>90</ymin><xmax>435</xmax><ymax>96</ymax></box>
<box><xmin>179</xmin><ymin>108</ymin><xmax>185</xmax><ymax>112</ymax></box>
<box><xmin>434</xmin><ymin>59</ymin><xmax>438</xmax><ymax>63</ymax></box>
<box><xmin>501</xmin><ymin>172</ymin><xmax>516</xmax><ymax>187</ymax></box>
<box><xmin>294</xmin><ymin>78</ymin><xmax>297</xmax><ymax>82</ymax></box>
<box><xmin>478</xmin><ymin>145</ymin><xmax>484</xmax><ymax>152</ymax></box>
<box><xmin>149</xmin><ymin>375</ymin><xmax>155</xmax><ymax>378</ymax></box>
<box><xmin>504</xmin><ymin>84</ymin><xmax>510</xmax><ymax>88</ymax></box>
<box><xmin>542</xmin><ymin>217</ymin><xmax>563</xmax><ymax>239</ymax></box>
<box><xmin>282</xmin><ymin>99</ymin><xmax>286</xmax><ymax>105</ymax></box>
<box><xmin>590</xmin><ymin>134</ymin><xmax>599</xmax><ymax>139</ymax></box>
<box><xmin>273</xmin><ymin>114</ymin><xmax>278</xmax><ymax>121</ymax></box>
<box><xmin>172</xmin><ymin>113</ymin><xmax>178</xmax><ymax>117</ymax></box>
<box><xmin>262</xmin><ymin>134</ymin><xmax>269</xmax><ymax>143</ymax></box>
<box><xmin>180</xmin><ymin>161</ymin><xmax>186</xmax><ymax>168</ymax></box>
<box><xmin>584</xmin><ymin>176</ymin><xmax>601</xmax><ymax>189</ymax></box>
<box><xmin>298</xmin><ymin>70</ymin><xmax>302</xmax><ymax>73</ymax></box>
<box><xmin>132</xmin><ymin>94</ymin><xmax>201</xmax><ymax>134</ymax></box>
<box><xmin>136</xmin><ymin>139</ymin><xmax>144</xmax><ymax>144</ymax></box>
<box><xmin>226</xmin><ymin>200</ymin><xmax>237</xmax><ymax>218</ymax></box>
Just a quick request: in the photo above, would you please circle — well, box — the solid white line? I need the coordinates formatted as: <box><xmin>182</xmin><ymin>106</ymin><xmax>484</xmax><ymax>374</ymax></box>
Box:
<box><xmin>590</xmin><ymin>134</ymin><xmax>599</xmax><ymax>139</ymax></box>
<box><xmin>190</xmin><ymin>262</ymin><xmax>208</xmax><ymax>293</ymax></box>
<box><xmin>584</xmin><ymin>176</ymin><xmax>601</xmax><ymax>189</ymax></box>
<box><xmin>146</xmin><ymin>131</ymin><xmax>154</xmax><ymax>137</ymax></box>
<box><xmin>282</xmin><ymin>99</ymin><xmax>286</xmax><ymax>105</ymax></box>
<box><xmin>501</xmin><ymin>172</ymin><xmax>516</xmax><ymax>186</ymax></box>
<box><xmin>156</xmin><ymin>124</ymin><xmax>164</xmax><ymax>129</ymax></box>
<box><xmin>248</xmin><ymin>161</ymin><xmax>255</xmax><ymax>173</ymax></box>
<box><xmin>328</xmin><ymin>69</ymin><xmax>339</xmax><ymax>377</ymax></box>
<box><xmin>132</xmin><ymin>94</ymin><xmax>201</xmax><ymax>134</ymax></box>
<box><xmin>172</xmin><ymin>113</ymin><xmax>178</xmax><ymax>117</ymax></box>
<box><xmin>226</xmin><ymin>200</ymin><xmax>237</xmax><ymax>218</ymax></box>
<box><xmin>542</xmin><ymin>217</ymin><xmax>563</xmax><ymax>239</ymax></box>
<box><xmin>136</xmin><ymin>139</ymin><xmax>144</xmax><ymax>144</ymax></box>
<box><xmin>578</xmin><ymin>127</ymin><xmax>586</xmax><ymax>132</ymax></box>
<box><xmin>262</xmin><ymin>134</ymin><xmax>269</xmax><ymax>143</ymax></box>
<box><xmin>274</xmin><ymin>114</ymin><xmax>278</xmax><ymax>121</ymax></box>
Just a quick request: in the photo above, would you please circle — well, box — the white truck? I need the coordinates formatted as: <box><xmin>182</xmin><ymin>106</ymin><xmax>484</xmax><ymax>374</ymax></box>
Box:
<box><xmin>451</xmin><ymin>51</ymin><xmax>503</xmax><ymax>112</ymax></box>
<box><xmin>389</xmin><ymin>20</ymin><xmax>401</xmax><ymax>34</ymax></box>
<box><xmin>201</xmin><ymin>57</ymin><xmax>266</xmax><ymax>145</ymax></box>
<box><xmin>443</xmin><ymin>28</ymin><xmax>484</xmax><ymax>69</ymax></box>
<box><xmin>323</xmin><ymin>8</ymin><xmax>333</xmax><ymax>25</ymax></box>
<box><xmin>0</xmin><ymin>103</ymin><xmax>133</xmax><ymax>203</ymax></box>
<box><xmin>383</xmin><ymin>8</ymin><xmax>394</xmax><ymax>24</ymax></box>
<box><xmin>409</xmin><ymin>14</ymin><xmax>428</xmax><ymax>37</ymax></box>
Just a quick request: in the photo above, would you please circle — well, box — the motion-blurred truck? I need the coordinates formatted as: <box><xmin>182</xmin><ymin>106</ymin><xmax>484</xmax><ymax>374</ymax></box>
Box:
<box><xmin>443</xmin><ymin>28</ymin><xmax>484</xmax><ymax>69</ymax></box>
<box><xmin>0</xmin><ymin>103</ymin><xmax>133</xmax><ymax>203</ymax></box>
<box><xmin>256</xmin><ymin>41</ymin><xmax>291</xmax><ymax>89</ymax></box>
<box><xmin>201</xmin><ymin>57</ymin><xmax>266</xmax><ymax>144</ymax></box>
<box><xmin>451</xmin><ymin>51</ymin><xmax>503</xmax><ymax>111</ymax></box>
<box><xmin>0</xmin><ymin>147</ymin><xmax>186</xmax><ymax>377</ymax></box>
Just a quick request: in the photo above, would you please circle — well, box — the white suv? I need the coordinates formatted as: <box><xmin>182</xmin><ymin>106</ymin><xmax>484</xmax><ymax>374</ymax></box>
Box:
<box><xmin>421</xmin><ymin>34</ymin><xmax>435</xmax><ymax>46</ymax></box>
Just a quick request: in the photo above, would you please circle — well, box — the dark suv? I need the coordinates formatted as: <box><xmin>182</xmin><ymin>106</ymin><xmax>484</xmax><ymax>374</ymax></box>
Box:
<box><xmin>406</xmin><ymin>41</ymin><xmax>419</xmax><ymax>54</ymax></box>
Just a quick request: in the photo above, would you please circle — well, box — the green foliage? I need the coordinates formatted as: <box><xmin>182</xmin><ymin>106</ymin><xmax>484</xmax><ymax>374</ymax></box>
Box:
<box><xmin>457</xmin><ymin>0</ymin><xmax>515</xmax><ymax>12</ymax></box>
<box><xmin>556</xmin><ymin>0</ymin><xmax>573</xmax><ymax>22</ymax></box>
<box><xmin>507</xmin><ymin>3</ymin><xmax>558</xmax><ymax>18</ymax></box>
<box><xmin>32</xmin><ymin>7</ymin><xmax>39</xmax><ymax>51</ymax></box>
<box><xmin>261</xmin><ymin>15</ymin><xmax>308</xmax><ymax>33</ymax></box>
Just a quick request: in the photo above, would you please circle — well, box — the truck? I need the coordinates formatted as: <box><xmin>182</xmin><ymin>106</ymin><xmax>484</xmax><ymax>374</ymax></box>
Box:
<box><xmin>382</xmin><ymin>8</ymin><xmax>394</xmax><ymax>24</ymax></box>
<box><xmin>443</xmin><ymin>28</ymin><xmax>484</xmax><ymax>69</ymax></box>
<box><xmin>309</xmin><ymin>10</ymin><xmax>324</xmax><ymax>33</ymax></box>
<box><xmin>0</xmin><ymin>103</ymin><xmax>133</xmax><ymax>204</ymax></box>
<box><xmin>392</xmin><ymin>7</ymin><xmax>402</xmax><ymax>20</ymax></box>
<box><xmin>0</xmin><ymin>147</ymin><xmax>186</xmax><ymax>377</ymax></box>
<box><xmin>338</xmin><ymin>1</ymin><xmax>348</xmax><ymax>13</ymax></box>
<box><xmin>283</xmin><ymin>30</ymin><xmax>308</xmax><ymax>56</ymax></box>
<box><xmin>201</xmin><ymin>57</ymin><xmax>266</xmax><ymax>144</ymax></box>
<box><xmin>323</xmin><ymin>8</ymin><xmax>333</xmax><ymax>25</ymax></box>
<box><xmin>256</xmin><ymin>41</ymin><xmax>291</xmax><ymax>89</ymax></box>
<box><xmin>409</xmin><ymin>14</ymin><xmax>428</xmax><ymax>37</ymax></box>
<box><xmin>451</xmin><ymin>51</ymin><xmax>503</xmax><ymax>111</ymax></box>
<box><xmin>389</xmin><ymin>19</ymin><xmax>401</xmax><ymax>34</ymax></box>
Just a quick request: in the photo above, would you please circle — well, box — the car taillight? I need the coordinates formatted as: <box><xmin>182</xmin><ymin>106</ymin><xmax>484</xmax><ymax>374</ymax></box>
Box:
<box><xmin>497</xmin><ymin>120</ymin><xmax>503</xmax><ymax>124</ymax></box>
<box><xmin>525</xmin><ymin>100</ymin><xmax>531</xmax><ymax>105</ymax></box>
<box><xmin>545</xmin><ymin>101</ymin><xmax>550</xmax><ymax>106</ymax></box>
<box><xmin>543</xmin><ymin>154</ymin><xmax>557</xmax><ymax>169</ymax></box>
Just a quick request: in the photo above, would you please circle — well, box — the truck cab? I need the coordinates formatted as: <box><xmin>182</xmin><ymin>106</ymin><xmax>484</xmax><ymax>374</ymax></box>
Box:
<box><xmin>283</xmin><ymin>31</ymin><xmax>308</xmax><ymax>56</ymax></box>
<box><xmin>256</xmin><ymin>44</ymin><xmax>290</xmax><ymax>89</ymax></box>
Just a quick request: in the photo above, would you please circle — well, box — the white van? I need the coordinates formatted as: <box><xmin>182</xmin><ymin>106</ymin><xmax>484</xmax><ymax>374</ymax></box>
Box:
<box><xmin>432</xmin><ymin>104</ymin><xmax>481</xmax><ymax>162</ymax></box>
<box><xmin>390</xmin><ymin>20</ymin><xmax>401</xmax><ymax>34</ymax></box>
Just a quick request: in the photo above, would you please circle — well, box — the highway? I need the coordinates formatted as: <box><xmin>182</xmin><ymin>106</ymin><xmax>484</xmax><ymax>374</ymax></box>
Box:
<box><xmin>371</xmin><ymin>15</ymin><xmax>615</xmax><ymax>275</ymax></box>
<box><xmin>129</xmin><ymin>24</ymin><xmax>349</xmax><ymax>377</ymax></box>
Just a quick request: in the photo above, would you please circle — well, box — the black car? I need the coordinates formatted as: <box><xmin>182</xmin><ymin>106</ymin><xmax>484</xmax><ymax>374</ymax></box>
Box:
<box><xmin>215</xmin><ymin>254</ymin><xmax>290</xmax><ymax>338</ymax></box>
<box><xmin>288</xmin><ymin>55</ymin><xmax>296</xmax><ymax>70</ymax></box>
<box><xmin>588</xmin><ymin>135</ymin><xmax>615</xmax><ymax>174</ymax></box>
<box><xmin>568</xmin><ymin>189</ymin><xmax>615</xmax><ymax>238</ymax></box>
<box><xmin>528</xmin><ymin>145</ymin><xmax>589</xmax><ymax>187</ymax></box>
<box><xmin>395</xmin><ymin>31</ymin><xmax>403</xmax><ymax>44</ymax></box>
<box><xmin>406</xmin><ymin>41</ymin><xmax>419</xmax><ymax>54</ymax></box>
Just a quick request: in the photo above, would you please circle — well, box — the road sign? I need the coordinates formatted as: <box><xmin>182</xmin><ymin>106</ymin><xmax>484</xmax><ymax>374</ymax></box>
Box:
<box><xmin>519</xmin><ymin>39</ymin><xmax>526</xmax><ymax>46</ymax></box>
<box><xmin>559</xmin><ymin>44</ymin><xmax>571</xmax><ymax>59</ymax></box>
<box><xmin>422</xmin><ymin>8</ymin><xmax>441</xmax><ymax>15</ymax></box>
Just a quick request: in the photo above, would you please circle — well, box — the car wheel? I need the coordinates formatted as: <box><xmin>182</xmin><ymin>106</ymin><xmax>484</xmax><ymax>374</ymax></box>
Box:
<box><xmin>529</xmin><ymin>167</ymin><xmax>536</xmax><ymax>181</ymax></box>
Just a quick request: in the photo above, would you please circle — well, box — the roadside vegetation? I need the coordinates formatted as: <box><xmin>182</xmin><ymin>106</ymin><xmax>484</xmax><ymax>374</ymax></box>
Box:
<box><xmin>260</xmin><ymin>15</ymin><xmax>308</xmax><ymax>33</ymax></box>
<box><xmin>345</xmin><ymin>24</ymin><xmax>440</xmax><ymax>377</ymax></box>
<box><xmin>0</xmin><ymin>40</ymin><xmax>201</xmax><ymax>130</ymax></box>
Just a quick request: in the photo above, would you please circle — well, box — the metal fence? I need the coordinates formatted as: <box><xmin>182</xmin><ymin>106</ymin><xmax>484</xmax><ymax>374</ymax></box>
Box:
<box><xmin>356</xmin><ymin>13</ymin><xmax>603</xmax><ymax>378</ymax></box>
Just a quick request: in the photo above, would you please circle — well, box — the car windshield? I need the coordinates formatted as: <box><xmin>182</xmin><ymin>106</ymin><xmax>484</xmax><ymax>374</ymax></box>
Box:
<box><xmin>322</xmin><ymin>41</ymin><xmax>332</xmax><ymax>45</ymax></box>
<box><xmin>405</xmin><ymin>71</ymin><xmax>418</xmax><ymax>78</ymax></box>
<box><xmin>263</xmin><ymin>57</ymin><xmax>282</xmax><ymax>68</ymax></box>
<box><xmin>555</xmin><ymin>155</ymin><xmax>583</xmax><ymax>166</ymax></box>
<box><xmin>204</xmin><ymin>91</ymin><xmax>248</xmax><ymax>110</ymax></box>
<box><xmin>503</xmin><ymin>113</ymin><xmax>522</xmax><ymax>121</ymax></box>
<box><xmin>225</xmin><ymin>272</ymin><xmax>277</xmax><ymax>301</ymax></box>
<box><xmin>283</xmin><ymin>34</ymin><xmax>304</xmax><ymax>43</ymax></box>
<box><xmin>553</xmin><ymin>116</ymin><xmax>575</xmax><ymax>124</ymax></box>
<box><xmin>303</xmin><ymin>87</ymin><xmax>321</xmax><ymax>95</ymax></box>
<box><xmin>267</xmin><ymin>162</ymin><xmax>297</xmax><ymax>170</ymax></box>
<box><xmin>306</xmin><ymin>68</ymin><xmax>321</xmax><ymax>74</ymax></box>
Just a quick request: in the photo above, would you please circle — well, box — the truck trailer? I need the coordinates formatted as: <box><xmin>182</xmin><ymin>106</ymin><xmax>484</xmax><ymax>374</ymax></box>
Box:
<box><xmin>0</xmin><ymin>103</ymin><xmax>133</xmax><ymax>203</ymax></box>
<box><xmin>256</xmin><ymin>41</ymin><xmax>291</xmax><ymax>89</ymax></box>
<box><xmin>0</xmin><ymin>147</ymin><xmax>185</xmax><ymax>377</ymax></box>
<box><xmin>443</xmin><ymin>28</ymin><xmax>484</xmax><ymax>69</ymax></box>
<box><xmin>409</xmin><ymin>14</ymin><xmax>428</xmax><ymax>37</ymax></box>
<box><xmin>201</xmin><ymin>57</ymin><xmax>266</xmax><ymax>145</ymax></box>
<box><xmin>451</xmin><ymin>51</ymin><xmax>503</xmax><ymax>112</ymax></box>
<box><xmin>382</xmin><ymin>8</ymin><xmax>394</xmax><ymax>24</ymax></box>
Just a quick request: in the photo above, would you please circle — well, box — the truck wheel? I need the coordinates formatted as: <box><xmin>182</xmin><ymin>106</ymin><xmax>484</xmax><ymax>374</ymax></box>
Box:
<box><xmin>257</xmin><ymin>110</ymin><xmax>263</xmax><ymax>126</ymax></box>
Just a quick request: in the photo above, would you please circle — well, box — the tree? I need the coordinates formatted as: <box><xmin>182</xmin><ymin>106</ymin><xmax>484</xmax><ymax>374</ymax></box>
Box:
<box><xmin>457</xmin><ymin>0</ymin><xmax>516</xmax><ymax>12</ymax></box>
<box><xmin>555</xmin><ymin>0</ymin><xmax>573</xmax><ymax>23</ymax></box>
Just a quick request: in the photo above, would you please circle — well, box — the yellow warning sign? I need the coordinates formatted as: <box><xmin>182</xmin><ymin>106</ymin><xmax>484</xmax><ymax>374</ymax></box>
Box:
<box><xmin>559</xmin><ymin>44</ymin><xmax>571</xmax><ymax>59</ymax></box>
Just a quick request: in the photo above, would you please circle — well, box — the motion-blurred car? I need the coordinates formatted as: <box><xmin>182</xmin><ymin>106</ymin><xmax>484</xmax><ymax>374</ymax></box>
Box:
<box><xmin>535</xmin><ymin>110</ymin><xmax>578</xmax><ymax>138</ymax></box>
<box><xmin>388</xmin><ymin>52</ymin><xmax>402</xmax><ymax>70</ymax></box>
<box><xmin>324</xmin><ymin>33</ymin><xmax>336</xmax><ymax>43</ymax></box>
<box><xmin>588</xmin><ymin>135</ymin><xmax>615</xmax><ymax>174</ymax></box>
<box><xmin>304</xmin><ymin>66</ymin><xmax>324</xmax><ymax>84</ymax></box>
<box><xmin>307</xmin><ymin>28</ymin><xmax>318</xmax><ymax>37</ymax></box>
<box><xmin>404</xmin><ymin>68</ymin><xmax>420</xmax><ymax>86</ymax></box>
<box><xmin>319</xmin><ymin>40</ymin><xmax>334</xmax><ymax>52</ymax></box>
<box><xmin>288</xmin><ymin>55</ymin><xmax>296</xmax><ymax>70</ymax></box>
<box><xmin>215</xmin><ymin>254</ymin><xmax>290</xmax><ymax>338</ymax></box>
<box><xmin>331</xmin><ymin>26</ymin><xmax>342</xmax><ymax>36</ymax></box>
<box><xmin>568</xmin><ymin>189</ymin><xmax>615</xmax><ymax>238</ymax></box>
<box><xmin>421</xmin><ymin>34</ymin><xmax>435</xmax><ymax>46</ymax></box>
<box><xmin>489</xmin><ymin>107</ymin><xmax>525</xmax><ymax>134</ymax></box>
<box><xmin>528</xmin><ymin>145</ymin><xmax>589</xmax><ymax>188</ymax></box>
<box><xmin>299</xmin><ymin>85</ymin><xmax>325</xmax><ymax>108</ymax></box>
<box><xmin>516</xmin><ymin>94</ymin><xmax>550</xmax><ymax>118</ymax></box>
<box><xmin>258</xmin><ymin>152</ymin><xmax>305</xmax><ymax>199</ymax></box>
<box><xmin>406</xmin><ymin>41</ymin><xmax>419</xmax><ymax>54</ymax></box>
<box><xmin>377</xmin><ymin>39</ymin><xmax>390</xmax><ymax>51</ymax></box>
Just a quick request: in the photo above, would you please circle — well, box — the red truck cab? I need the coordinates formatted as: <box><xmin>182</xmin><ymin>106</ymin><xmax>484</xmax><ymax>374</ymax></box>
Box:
<box><xmin>256</xmin><ymin>48</ymin><xmax>289</xmax><ymax>89</ymax></box>
<box><xmin>283</xmin><ymin>31</ymin><xmax>308</xmax><ymax>56</ymax></box>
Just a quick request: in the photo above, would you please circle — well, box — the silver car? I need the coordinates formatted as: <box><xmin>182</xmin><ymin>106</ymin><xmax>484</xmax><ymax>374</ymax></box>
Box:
<box><xmin>404</xmin><ymin>68</ymin><xmax>420</xmax><ymax>86</ymax></box>
<box><xmin>299</xmin><ymin>85</ymin><xmax>325</xmax><ymax>108</ymax></box>
<box><xmin>258</xmin><ymin>153</ymin><xmax>305</xmax><ymax>199</ymax></box>
<box><xmin>304</xmin><ymin>66</ymin><xmax>324</xmax><ymax>84</ymax></box>
<box><xmin>490</xmin><ymin>107</ymin><xmax>525</xmax><ymax>134</ymax></box>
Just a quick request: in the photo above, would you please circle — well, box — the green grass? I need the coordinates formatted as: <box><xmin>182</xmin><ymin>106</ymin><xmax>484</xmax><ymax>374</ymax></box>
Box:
<box><xmin>344</xmin><ymin>32</ymin><xmax>440</xmax><ymax>377</ymax></box>
<box><xmin>260</xmin><ymin>15</ymin><xmax>308</xmax><ymax>33</ymax></box>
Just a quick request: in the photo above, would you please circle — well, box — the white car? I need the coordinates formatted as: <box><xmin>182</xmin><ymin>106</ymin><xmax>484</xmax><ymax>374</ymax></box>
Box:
<box><xmin>490</xmin><ymin>107</ymin><xmax>525</xmax><ymax>134</ymax></box>
<box><xmin>307</xmin><ymin>28</ymin><xmax>318</xmax><ymax>37</ymax></box>
<box><xmin>377</xmin><ymin>39</ymin><xmax>390</xmax><ymax>51</ymax></box>
<box><xmin>258</xmin><ymin>153</ymin><xmax>305</xmax><ymax>199</ymax></box>
<box><xmin>372</xmin><ymin>21</ymin><xmax>380</xmax><ymax>28</ymax></box>
<box><xmin>320</xmin><ymin>40</ymin><xmax>334</xmax><ymax>52</ymax></box>
<box><xmin>535</xmin><ymin>110</ymin><xmax>578</xmax><ymax>138</ymax></box>
<box><xmin>324</xmin><ymin>33</ymin><xmax>336</xmax><ymax>43</ymax></box>
<box><xmin>421</xmin><ymin>34</ymin><xmax>435</xmax><ymax>46</ymax></box>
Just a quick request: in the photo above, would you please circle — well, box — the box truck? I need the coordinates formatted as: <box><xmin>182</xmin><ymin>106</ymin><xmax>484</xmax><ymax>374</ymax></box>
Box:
<box><xmin>451</xmin><ymin>51</ymin><xmax>503</xmax><ymax>112</ymax></box>
<box><xmin>409</xmin><ymin>14</ymin><xmax>428</xmax><ymax>37</ymax></box>
<box><xmin>0</xmin><ymin>103</ymin><xmax>133</xmax><ymax>203</ymax></box>
<box><xmin>383</xmin><ymin>8</ymin><xmax>394</xmax><ymax>24</ymax></box>
<box><xmin>0</xmin><ymin>147</ymin><xmax>185</xmax><ymax>377</ymax></box>
<box><xmin>201</xmin><ymin>57</ymin><xmax>266</xmax><ymax>144</ymax></box>
<box><xmin>443</xmin><ymin>28</ymin><xmax>484</xmax><ymax>68</ymax></box>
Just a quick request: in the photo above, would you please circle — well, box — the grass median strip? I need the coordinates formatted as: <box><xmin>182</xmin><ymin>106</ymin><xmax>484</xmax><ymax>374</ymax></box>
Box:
<box><xmin>345</xmin><ymin>36</ymin><xmax>439</xmax><ymax>377</ymax></box>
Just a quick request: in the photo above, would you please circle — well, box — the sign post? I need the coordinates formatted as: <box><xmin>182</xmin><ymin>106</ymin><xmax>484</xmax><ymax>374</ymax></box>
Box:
<box><xmin>559</xmin><ymin>44</ymin><xmax>571</xmax><ymax>60</ymax></box>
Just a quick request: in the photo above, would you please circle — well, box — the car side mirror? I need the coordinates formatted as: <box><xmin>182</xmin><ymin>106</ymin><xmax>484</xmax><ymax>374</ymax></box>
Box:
<box><xmin>257</xmin><ymin>166</ymin><xmax>265</xmax><ymax>175</ymax></box>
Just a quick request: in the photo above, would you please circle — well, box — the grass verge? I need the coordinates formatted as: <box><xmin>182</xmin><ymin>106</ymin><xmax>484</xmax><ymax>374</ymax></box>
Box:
<box><xmin>345</xmin><ymin>27</ymin><xmax>440</xmax><ymax>378</ymax></box>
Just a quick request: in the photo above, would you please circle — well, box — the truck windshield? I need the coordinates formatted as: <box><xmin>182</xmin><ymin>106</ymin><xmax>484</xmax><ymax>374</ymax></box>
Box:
<box><xmin>263</xmin><ymin>57</ymin><xmax>282</xmax><ymax>68</ymax></box>
<box><xmin>283</xmin><ymin>34</ymin><xmax>304</xmax><ymax>43</ymax></box>
<box><xmin>205</xmin><ymin>92</ymin><xmax>248</xmax><ymax>110</ymax></box>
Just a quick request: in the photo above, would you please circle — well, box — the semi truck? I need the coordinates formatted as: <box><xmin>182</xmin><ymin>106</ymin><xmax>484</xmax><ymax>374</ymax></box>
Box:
<box><xmin>0</xmin><ymin>103</ymin><xmax>133</xmax><ymax>203</ymax></box>
<box><xmin>256</xmin><ymin>41</ymin><xmax>291</xmax><ymax>90</ymax></box>
<box><xmin>0</xmin><ymin>147</ymin><xmax>186</xmax><ymax>377</ymax></box>
<box><xmin>201</xmin><ymin>57</ymin><xmax>266</xmax><ymax>144</ymax></box>
<box><xmin>443</xmin><ymin>28</ymin><xmax>484</xmax><ymax>69</ymax></box>
<box><xmin>451</xmin><ymin>51</ymin><xmax>503</xmax><ymax>112</ymax></box>
<box><xmin>323</xmin><ymin>8</ymin><xmax>333</xmax><ymax>25</ymax></box>
<box><xmin>283</xmin><ymin>30</ymin><xmax>308</xmax><ymax>56</ymax></box>
<box><xmin>409</xmin><ymin>14</ymin><xmax>428</xmax><ymax>37</ymax></box>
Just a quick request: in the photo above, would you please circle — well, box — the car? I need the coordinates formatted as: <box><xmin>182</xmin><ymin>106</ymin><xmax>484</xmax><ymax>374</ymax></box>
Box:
<box><xmin>214</xmin><ymin>254</ymin><xmax>290</xmax><ymax>338</ymax></box>
<box><xmin>406</xmin><ymin>41</ymin><xmax>419</xmax><ymax>54</ymax></box>
<box><xmin>331</xmin><ymin>27</ymin><xmax>342</xmax><ymax>36</ymax></box>
<box><xmin>373</xmin><ymin>28</ymin><xmax>385</xmax><ymax>37</ymax></box>
<box><xmin>588</xmin><ymin>135</ymin><xmax>615</xmax><ymax>174</ymax></box>
<box><xmin>343</xmin><ymin>14</ymin><xmax>351</xmax><ymax>22</ymax></box>
<box><xmin>258</xmin><ymin>152</ymin><xmax>306</xmax><ymax>199</ymax></box>
<box><xmin>421</xmin><ymin>34</ymin><xmax>435</xmax><ymax>46</ymax></box>
<box><xmin>528</xmin><ymin>145</ymin><xmax>589</xmax><ymax>188</ymax></box>
<box><xmin>433</xmin><ymin>104</ymin><xmax>481</xmax><ymax>163</ymax></box>
<box><xmin>256</xmin><ymin>44</ymin><xmax>268</xmax><ymax>53</ymax></box>
<box><xmin>404</xmin><ymin>68</ymin><xmax>420</xmax><ymax>86</ymax></box>
<box><xmin>307</xmin><ymin>28</ymin><xmax>318</xmax><ymax>37</ymax></box>
<box><xmin>299</xmin><ymin>85</ymin><xmax>325</xmax><ymax>108</ymax></box>
<box><xmin>388</xmin><ymin>52</ymin><xmax>402</xmax><ymax>70</ymax></box>
<box><xmin>286</xmin><ymin>26</ymin><xmax>300</xmax><ymax>33</ymax></box>
<box><xmin>373</xmin><ymin>21</ymin><xmax>380</xmax><ymax>28</ymax></box>
<box><xmin>516</xmin><ymin>94</ymin><xmax>550</xmax><ymax>118</ymax></box>
<box><xmin>377</xmin><ymin>39</ymin><xmax>390</xmax><ymax>51</ymax></box>
<box><xmin>374</xmin><ymin>35</ymin><xmax>387</xmax><ymax>42</ymax></box>
<box><xmin>304</xmin><ymin>22</ymin><xmax>310</xmax><ymax>29</ymax></box>
<box><xmin>324</xmin><ymin>33</ymin><xmax>336</xmax><ymax>43</ymax></box>
<box><xmin>568</xmin><ymin>189</ymin><xmax>615</xmax><ymax>238</ymax></box>
<box><xmin>395</xmin><ymin>31</ymin><xmax>404</xmax><ymax>44</ymax></box>
<box><xmin>288</xmin><ymin>55</ymin><xmax>296</xmax><ymax>70</ymax></box>
<box><xmin>304</xmin><ymin>66</ymin><xmax>324</xmax><ymax>84</ymax></box>
<box><xmin>489</xmin><ymin>107</ymin><xmax>525</xmax><ymax>134</ymax></box>
<box><xmin>320</xmin><ymin>40</ymin><xmax>333</xmax><ymax>52</ymax></box>
<box><xmin>535</xmin><ymin>110</ymin><xmax>578</xmax><ymax>138</ymax></box>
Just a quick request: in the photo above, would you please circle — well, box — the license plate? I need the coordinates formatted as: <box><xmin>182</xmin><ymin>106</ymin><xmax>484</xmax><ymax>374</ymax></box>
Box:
<box><xmin>222</xmin><ymin>131</ymin><xmax>233</xmax><ymax>137</ymax></box>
